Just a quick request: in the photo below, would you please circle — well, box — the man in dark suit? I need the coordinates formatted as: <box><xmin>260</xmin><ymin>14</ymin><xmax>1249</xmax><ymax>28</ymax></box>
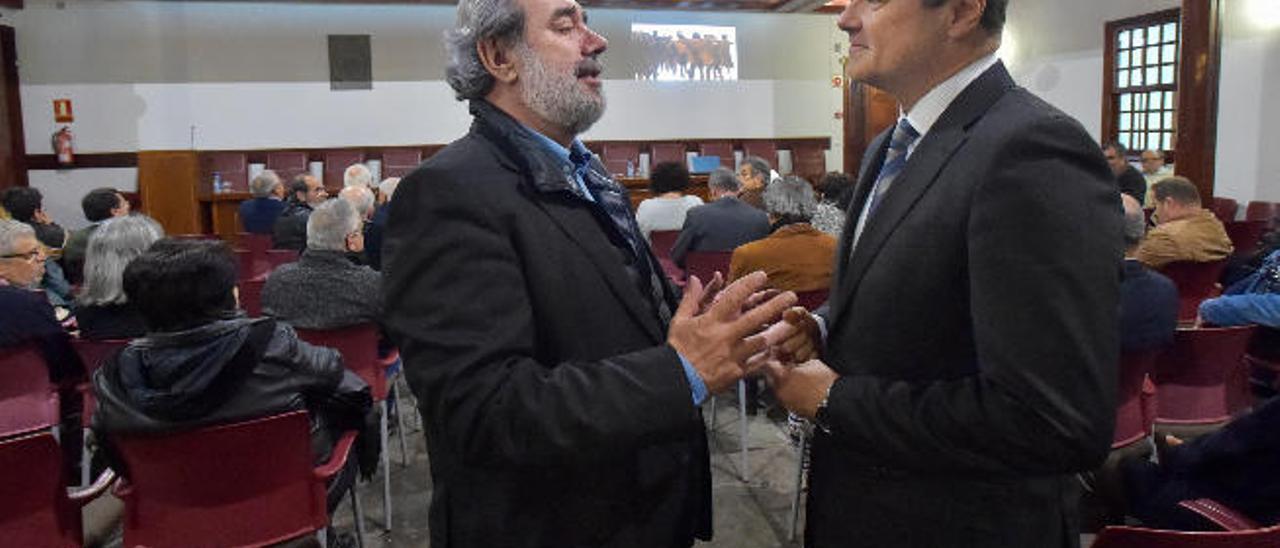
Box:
<box><xmin>761</xmin><ymin>0</ymin><xmax>1122</xmax><ymax>546</ymax></box>
<box><xmin>381</xmin><ymin>0</ymin><xmax>796</xmax><ymax>546</ymax></box>
<box><xmin>670</xmin><ymin>167</ymin><xmax>770</xmax><ymax>267</ymax></box>
<box><xmin>1120</xmin><ymin>194</ymin><xmax>1178</xmax><ymax>352</ymax></box>
<box><xmin>272</xmin><ymin>174</ymin><xmax>326</xmax><ymax>250</ymax></box>
<box><xmin>1105</xmin><ymin>141</ymin><xmax>1148</xmax><ymax>206</ymax></box>
<box><xmin>238</xmin><ymin>169</ymin><xmax>287</xmax><ymax>234</ymax></box>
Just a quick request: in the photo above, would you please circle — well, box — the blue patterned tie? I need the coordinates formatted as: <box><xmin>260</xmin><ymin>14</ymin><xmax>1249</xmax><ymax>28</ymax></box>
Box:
<box><xmin>852</xmin><ymin>118</ymin><xmax>919</xmax><ymax>248</ymax></box>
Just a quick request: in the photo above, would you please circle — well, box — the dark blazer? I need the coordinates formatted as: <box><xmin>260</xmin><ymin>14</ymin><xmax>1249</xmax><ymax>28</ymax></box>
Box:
<box><xmin>271</xmin><ymin>202</ymin><xmax>311</xmax><ymax>250</ymax></box>
<box><xmin>1120</xmin><ymin>259</ymin><xmax>1179</xmax><ymax>353</ymax></box>
<box><xmin>670</xmin><ymin>196</ymin><xmax>770</xmax><ymax>267</ymax></box>
<box><xmin>808</xmin><ymin>62</ymin><xmax>1122</xmax><ymax>547</ymax></box>
<box><xmin>1118</xmin><ymin>165</ymin><xmax>1148</xmax><ymax>206</ymax></box>
<box><xmin>0</xmin><ymin>285</ymin><xmax>82</xmax><ymax>383</ymax></box>
<box><xmin>239</xmin><ymin>197</ymin><xmax>287</xmax><ymax>234</ymax></box>
<box><xmin>382</xmin><ymin>100</ymin><xmax>710</xmax><ymax>548</ymax></box>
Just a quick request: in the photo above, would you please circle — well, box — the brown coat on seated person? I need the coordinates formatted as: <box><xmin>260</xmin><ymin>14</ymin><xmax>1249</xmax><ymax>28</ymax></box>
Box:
<box><xmin>730</xmin><ymin>175</ymin><xmax>836</xmax><ymax>292</ymax></box>
<box><xmin>1137</xmin><ymin>176</ymin><xmax>1233</xmax><ymax>268</ymax></box>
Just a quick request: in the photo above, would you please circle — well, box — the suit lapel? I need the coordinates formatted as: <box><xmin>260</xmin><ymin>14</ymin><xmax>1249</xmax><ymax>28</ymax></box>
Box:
<box><xmin>831</xmin><ymin>62</ymin><xmax>1017</xmax><ymax>328</ymax></box>
<box><xmin>830</xmin><ymin>131</ymin><xmax>889</xmax><ymax>322</ymax></box>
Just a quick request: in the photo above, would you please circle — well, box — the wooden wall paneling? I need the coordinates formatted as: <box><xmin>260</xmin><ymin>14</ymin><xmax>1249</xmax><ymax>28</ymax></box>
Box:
<box><xmin>791</xmin><ymin>143</ymin><xmax>828</xmax><ymax>183</ymax></box>
<box><xmin>649</xmin><ymin>143</ymin><xmax>687</xmax><ymax>168</ymax></box>
<box><xmin>601</xmin><ymin>143</ymin><xmax>641</xmax><ymax>176</ymax></box>
<box><xmin>202</xmin><ymin>152</ymin><xmax>248</xmax><ymax>193</ymax></box>
<box><xmin>137</xmin><ymin>151</ymin><xmax>201</xmax><ymax>235</ymax></box>
<box><xmin>382</xmin><ymin>148</ymin><xmax>423</xmax><ymax>178</ymax></box>
<box><xmin>1175</xmin><ymin>0</ymin><xmax>1222</xmax><ymax>199</ymax></box>
<box><xmin>323</xmin><ymin>149</ymin><xmax>366</xmax><ymax>191</ymax></box>
<box><xmin>0</xmin><ymin>26</ymin><xmax>26</xmax><ymax>191</ymax></box>
<box><xmin>741</xmin><ymin>140</ymin><xmax>778</xmax><ymax>170</ymax></box>
<box><xmin>844</xmin><ymin>80</ymin><xmax>899</xmax><ymax>178</ymax></box>
<box><xmin>698</xmin><ymin>141</ymin><xmax>734</xmax><ymax>166</ymax></box>
<box><xmin>266</xmin><ymin>151</ymin><xmax>309</xmax><ymax>184</ymax></box>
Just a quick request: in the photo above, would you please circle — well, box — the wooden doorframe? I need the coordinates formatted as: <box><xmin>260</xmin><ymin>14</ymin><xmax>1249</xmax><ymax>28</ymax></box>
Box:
<box><xmin>1174</xmin><ymin>0</ymin><xmax>1222</xmax><ymax>199</ymax></box>
<box><xmin>0</xmin><ymin>25</ymin><xmax>27</xmax><ymax>190</ymax></box>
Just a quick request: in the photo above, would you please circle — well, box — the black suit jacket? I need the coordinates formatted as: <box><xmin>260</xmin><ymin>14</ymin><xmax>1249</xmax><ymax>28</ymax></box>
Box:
<box><xmin>1120</xmin><ymin>259</ymin><xmax>1179</xmax><ymax>353</ymax></box>
<box><xmin>808</xmin><ymin>63</ymin><xmax>1122</xmax><ymax>547</ymax></box>
<box><xmin>669</xmin><ymin>196</ymin><xmax>770</xmax><ymax>267</ymax></box>
<box><xmin>1118</xmin><ymin>165</ymin><xmax>1148</xmax><ymax>206</ymax></box>
<box><xmin>382</xmin><ymin>101</ymin><xmax>710</xmax><ymax>548</ymax></box>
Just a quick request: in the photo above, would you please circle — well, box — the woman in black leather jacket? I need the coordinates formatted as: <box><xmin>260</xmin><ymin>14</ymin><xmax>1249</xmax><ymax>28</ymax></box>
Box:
<box><xmin>91</xmin><ymin>238</ymin><xmax>377</xmax><ymax>513</ymax></box>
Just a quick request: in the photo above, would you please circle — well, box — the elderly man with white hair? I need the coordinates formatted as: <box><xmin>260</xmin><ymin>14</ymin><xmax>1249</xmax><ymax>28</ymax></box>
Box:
<box><xmin>261</xmin><ymin>199</ymin><xmax>381</xmax><ymax>329</ymax></box>
<box><xmin>239</xmin><ymin>169</ymin><xmax>287</xmax><ymax>234</ymax></box>
<box><xmin>339</xmin><ymin>185</ymin><xmax>383</xmax><ymax>269</ymax></box>
<box><xmin>344</xmin><ymin>163</ymin><xmax>375</xmax><ymax>190</ymax></box>
<box><xmin>0</xmin><ymin>219</ymin><xmax>81</xmax><ymax>383</ymax></box>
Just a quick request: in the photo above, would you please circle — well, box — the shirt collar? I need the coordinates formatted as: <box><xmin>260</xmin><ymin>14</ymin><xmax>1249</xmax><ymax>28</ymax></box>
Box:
<box><xmin>522</xmin><ymin>125</ymin><xmax>594</xmax><ymax>174</ymax></box>
<box><xmin>902</xmin><ymin>53</ymin><xmax>1000</xmax><ymax>143</ymax></box>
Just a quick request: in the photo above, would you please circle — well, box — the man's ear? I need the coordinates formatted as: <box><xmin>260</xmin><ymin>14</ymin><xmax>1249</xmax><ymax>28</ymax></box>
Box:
<box><xmin>478</xmin><ymin>38</ymin><xmax>519</xmax><ymax>85</ymax></box>
<box><xmin>946</xmin><ymin>0</ymin><xmax>987</xmax><ymax>39</ymax></box>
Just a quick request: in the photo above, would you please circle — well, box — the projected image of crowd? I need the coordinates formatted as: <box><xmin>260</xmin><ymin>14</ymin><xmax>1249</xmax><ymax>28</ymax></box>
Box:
<box><xmin>632</xmin><ymin>30</ymin><xmax>736</xmax><ymax>81</ymax></box>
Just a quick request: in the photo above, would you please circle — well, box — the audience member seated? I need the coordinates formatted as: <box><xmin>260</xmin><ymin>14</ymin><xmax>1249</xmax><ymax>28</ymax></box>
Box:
<box><xmin>1136</xmin><ymin>176</ymin><xmax>1233</xmax><ymax>268</ymax></box>
<box><xmin>1120</xmin><ymin>195</ymin><xmax>1179</xmax><ymax>352</ymax></box>
<box><xmin>238</xmin><ymin>170</ymin><xmax>287</xmax><ymax>235</ymax></box>
<box><xmin>90</xmin><ymin>238</ymin><xmax>376</xmax><ymax>513</ymax></box>
<box><xmin>1224</xmin><ymin>225</ymin><xmax>1280</xmax><ymax>288</ymax></box>
<box><xmin>367</xmin><ymin>178</ymin><xmax>399</xmax><ymax>271</ymax></box>
<box><xmin>635</xmin><ymin>161</ymin><xmax>703</xmax><ymax>241</ymax></box>
<box><xmin>344</xmin><ymin>163</ymin><xmax>374</xmax><ymax>190</ymax></box>
<box><xmin>74</xmin><ymin>215</ymin><xmax>165</xmax><ymax>340</ymax></box>
<box><xmin>736</xmin><ymin>155</ymin><xmax>771</xmax><ymax>211</ymax></box>
<box><xmin>1140</xmin><ymin>149</ymin><xmax>1173</xmax><ymax>203</ymax></box>
<box><xmin>1199</xmin><ymin>248</ymin><xmax>1280</xmax><ymax>328</ymax></box>
<box><xmin>272</xmin><ymin>174</ymin><xmax>327</xmax><ymax>251</ymax></box>
<box><xmin>263</xmin><ymin>199</ymin><xmax>381</xmax><ymax>329</ymax></box>
<box><xmin>1</xmin><ymin>186</ymin><xmax>67</xmax><ymax>249</ymax></box>
<box><xmin>1104</xmin><ymin>141</ymin><xmax>1148</xmax><ymax>206</ymax></box>
<box><xmin>670</xmin><ymin>167</ymin><xmax>770</xmax><ymax>268</ymax></box>
<box><xmin>729</xmin><ymin>175</ymin><xmax>837</xmax><ymax>292</ymax></box>
<box><xmin>0</xmin><ymin>219</ymin><xmax>81</xmax><ymax>383</ymax></box>
<box><xmin>62</xmin><ymin>187</ymin><xmax>131</xmax><ymax>286</ymax></box>
<box><xmin>1123</xmin><ymin>395</ymin><xmax>1280</xmax><ymax>531</ymax></box>
<box><xmin>811</xmin><ymin>171</ymin><xmax>853</xmax><ymax>237</ymax></box>
<box><xmin>339</xmin><ymin>185</ymin><xmax>379</xmax><ymax>268</ymax></box>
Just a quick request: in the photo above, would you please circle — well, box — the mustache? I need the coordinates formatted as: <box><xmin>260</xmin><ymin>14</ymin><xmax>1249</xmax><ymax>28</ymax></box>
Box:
<box><xmin>576</xmin><ymin>58</ymin><xmax>604</xmax><ymax>77</ymax></box>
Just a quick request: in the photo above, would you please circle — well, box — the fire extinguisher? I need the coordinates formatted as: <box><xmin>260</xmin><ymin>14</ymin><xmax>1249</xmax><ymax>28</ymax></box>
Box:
<box><xmin>52</xmin><ymin>126</ymin><xmax>74</xmax><ymax>165</ymax></box>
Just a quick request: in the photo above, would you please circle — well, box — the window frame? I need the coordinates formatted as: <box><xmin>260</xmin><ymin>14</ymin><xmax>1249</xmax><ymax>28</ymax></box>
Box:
<box><xmin>1103</xmin><ymin>8</ymin><xmax>1181</xmax><ymax>162</ymax></box>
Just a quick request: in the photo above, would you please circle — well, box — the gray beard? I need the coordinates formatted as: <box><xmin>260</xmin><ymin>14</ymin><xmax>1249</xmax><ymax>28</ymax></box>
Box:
<box><xmin>516</xmin><ymin>44</ymin><xmax>605</xmax><ymax>136</ymax></box>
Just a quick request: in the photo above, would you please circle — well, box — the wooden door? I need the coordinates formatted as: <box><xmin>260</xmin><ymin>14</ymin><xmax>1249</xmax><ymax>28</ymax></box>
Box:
<box><xmin>0</xmin><ymin>26</ymin><xmax>26</xmax><ymax>192</ymax></box>
<box><xmin>843</xmin><ymin>79</ymin><xmax>898</xmax><ymax>179</ymax></box>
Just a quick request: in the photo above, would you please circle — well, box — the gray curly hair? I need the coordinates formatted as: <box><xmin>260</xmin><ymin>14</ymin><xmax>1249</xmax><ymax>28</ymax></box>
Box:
<box><xmin>445</xmin><ymin>0</ymin><xmax>527</xmax><ymax>100</ymax></box>
<box><xmin>78</xmin><ymin>215</ymin><xmax>165</xmax><ymax>306</ymax></box>
<box><xmin>763</xmin><ymin>175</ymin><xmax>818</xmax><ymax>221</ymax></box>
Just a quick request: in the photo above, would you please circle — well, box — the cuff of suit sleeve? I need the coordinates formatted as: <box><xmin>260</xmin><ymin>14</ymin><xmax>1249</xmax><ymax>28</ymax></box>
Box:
<box><xmin>678</xmin><ymin>352</ymin><xmax>709</xmax><ymax>406</ymax></box>
<box><xmin>813</xmin><ymin>313</ymin><xmax>828</xmax><ymax>343</ymax></box>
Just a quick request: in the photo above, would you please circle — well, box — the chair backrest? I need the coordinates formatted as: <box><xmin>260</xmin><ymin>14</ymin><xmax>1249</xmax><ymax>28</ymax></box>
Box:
<box><xmin>236</xmin><ymin>232</ymin><xmax>273</xmax><ymax>257</ymax></box>
<box><xmin>683</xmin><ymin>250</ymin><xmax>733</xmax><ymax>286</ymax></box>
<box><xmin>70</xmin><ymin>338</ymin><xmax>128</xmax><ymax>378</ymax></box>
<box><xmin>0</xmin><ymin>428</ymin><xmax>82</xmax><ymax>547</ymax></box>
<box><xmin>265</xmin><ymin>248</ymin><xmax>299</xmax><ymax>270</ymax></box>
<box><xmin>1091</xmin><ymin>523</ymin><xmax>1280</xmax><ymax>548</ymax></box>
<box><xmin>112</xmin><ymin>411</ymin><xmax>328</xmax><ymax>547</ymax></box>
<box><xmin>1224</xmin><ymin>220</ymin><xmax>1269</xmax><ymax>258</ymax></box>
<box><xmin>649</xmin><ymin>143</ymin><xmax>687</xmax><ymax>168</ymax></box>
<box><xmin>1153</xmin><ymin>325</ymin><xmax>1257</xmax><ymax>424</ymax></box>
<box><xmin>795</xmin><ymin>288</ymin><xmax>829</xmax><ymax>312</ymax></box>
<box><xmin>381</xmin><ymin>148</ymin><xmax>423</xmax><ymax>179</ymax></box>
<box><xmin>1210</xmin><ymin>197</ymin><xmax>1238</xmax><ymax>224</ymax></box>
<box><xmin>1243</xmin><ymin>201</ymin><xmax>1279</xmax><ymax>228</ymax></box>
<box><xmin>294</xmin><ymin>323</ymin><xmax>387</xmax><ymax>400</ymax></box>
<box><xmin>0</xmin><ymin>343</ymin><xmax>62</xmax><ymax>435</ymax></box>
<box><xmin>1158</xmin><ymin>260</ymin><xmax>1228</xmax><ymax>322</ymax></box>
<box><xmin>238</xmin><ymin>276</ymin><xmax>267</xmax><ymax>317</ymax></box>
<box><xmin>649</xmin><ymin>230</ymin><xmax>684</xmax><ymax>286</ymax></box>
<box><xmin>1113</xmin><ymin>349</ymin><xmax>1161</xmax><ymax>448</ymax></box>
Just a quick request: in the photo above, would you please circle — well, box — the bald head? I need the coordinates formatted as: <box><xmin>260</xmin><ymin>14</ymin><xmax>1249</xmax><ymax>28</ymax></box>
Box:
<box><xmin>339</xmin><ymin>186</ymin><xmax>375</xmax><ymax>220</ymax></box>
<box><xmin>1121</xmin><ymin>194</ymin><xmax>1146</xmax><ymax>253</ymax></box>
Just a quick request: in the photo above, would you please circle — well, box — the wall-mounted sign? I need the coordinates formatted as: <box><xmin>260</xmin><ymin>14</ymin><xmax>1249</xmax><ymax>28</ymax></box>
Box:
<box><xmin>53</xmin><ymin>99</ymin><xmax>74</xmax><ymax>123</ymax></box>
<box><xmin>831</xmin><ymin>75</ymin><xmax>843</xmax><ymax>88</ymax></box>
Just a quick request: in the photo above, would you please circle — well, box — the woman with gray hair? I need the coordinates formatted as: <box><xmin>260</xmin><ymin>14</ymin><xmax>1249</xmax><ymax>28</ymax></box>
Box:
<box><xmin>728</xmin><ymin>175</ymin><xmax>837</xmax><ymax>292</ymax></box>
<box><xmin>75</xmin><ymin>214</ymin><xmax>165</xmax><ymax>339</ymax></box>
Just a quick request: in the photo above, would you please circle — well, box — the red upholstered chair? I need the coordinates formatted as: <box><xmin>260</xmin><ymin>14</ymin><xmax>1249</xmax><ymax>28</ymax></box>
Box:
<box><xmin>238</xmin><ymin>275</ymin><xmax>268</xmax><ymax>317</ymax></box>
<box><xmin>795</xmin><ymin>288</ymin><xmax>830</xmax><ymax>312</ymax></box>
<box><xmin>70</xmin><ymin>337</ymin><xmax>129</xmax><ymax>485</ymax></box>
<box><xmin>1210</xmin><ymin>197</ymin><xmax>1238</xmax><ymax>224</ymax></box>
<box><xmin>1243</xmin><ymin>327</ymin><xmax>1280</xmax><ymax>396</ymax></box>
<box><xmin>0</xmin><ymin>343</ymin><xmax>62</xmax><ymax>435</ymax></box>
<box><xmin>1090</xmin><ymin>499</ymin><xmax>1280</xmax><ymax>547</ymax></box>
<box><xmin>1113</xmin><ymin>350</ymin><xmax>1161</xmax><ymax>448</ymax></box>
<box><xmin>203</xmin><ymin>152</ymin><xmax>249</xmax><ymax>193</ymax></box>
<box><xmin>267</xmin><ymin>151</ymin><xmax>310</xmax><ymax>184</ymax></box>
<box><xmin>649</xmin><ymin>143</ymin><xmax>687</xmax><ymax>168</ymax></box>
<box><xmin>0</xmin><ymin>427</ymin><xmax>116</xmax><ymax>547</ymax></box>
<box><xmin>1224</xmin><ymin>220</ymin><xmax>1269</xmax><ymax>258</ymax></box>
<box><xmin>683</xmin><ymin>250</ymin><xmax>733</xmax><ymax>287</ymax></box>
<box><xmin>323</xmin><ymin>150</ymin><xmax>366</xmax><ymax>191</ymax></box>
<box><xmin>649</xmin><ymin>230</ymin><xmax>684</xmax><ymax>286</ymax></box>
<box><xmin>1158</xmin><ymin>260</ymin><xmax>1228</xmax><ymax>322</ymax></box>
<box><xmin>170</xmin><ymin>233</ymin><xmax>220</xmax><ymax>241</ymax></box>
<box><xmin>1244</xmin><ymin>201</ymin><xmax>1280</xmax><ymax>229</ymax></box>
<box><xmin>237</xmin><ymin>248</ymin><xmax>299</xmax><ymax>281</ymax></box>
<box><xmin>1152</xmin><ymin>325</ymin><xmax>1257</xmax><ymax>426</ymax></box>
<box><xmin>381</xmin><ymin>149</ymin><xmax>423</xmax><ymax>179</ymax></box>
<box><xmin>742</xmin><ymin>140</ymin><xmax>778</xmax><ymax>169</ymax></box>
<box><xmin>236</xmin><ymin>231</ymin><xmax>273</xmax><ymax>256</ymax></box>
<box><xmin>111</xmin><ymin>411</ymin><xmax>363</xmax><ymax>547</ymax></box>
<box><xmin>602</xmin><ymin>143</ymin><xmax>641</xmax><ymax>177</ymax></box>
<box><xmin>294</xmin><ymin>324</ymin><xmax>406</xmax><ymax>532</ymax></box>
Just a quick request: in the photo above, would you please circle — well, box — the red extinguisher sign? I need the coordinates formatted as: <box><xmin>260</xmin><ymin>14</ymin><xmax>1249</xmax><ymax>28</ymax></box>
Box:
<box><xmin>53</xmin><ymin>99</ymin><xmax>74</xmax><ymax>123</ymax></box>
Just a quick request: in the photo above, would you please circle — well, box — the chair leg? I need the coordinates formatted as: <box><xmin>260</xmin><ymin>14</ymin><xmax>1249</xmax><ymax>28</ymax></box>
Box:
<box><xmin>392</xmin><ymin>382</ymin><xmax>409</xmax><ymax>467</ymax></box>
<box><xmin>738</xmin><ymin>380</ymin><xmax>749</xmax><ymax>482</ymax></box>
<box><xmin>381</xmin><ymin>400</ymin><xmax>392</xmax><ymax>532</ymax></box>
<box><xmin>350</xmin><ymin>482</ymin><xmax>367</xmax><ymax>548</ymax></box>
<box><xmin>81</xmin><ymin>429</ymin><xmax>92</xmax><ymax>487</ymax></box>
<box><xmin>788</xmin><ymin>436</ymin><xmax>809</xmax><ymax>542</ymax></box>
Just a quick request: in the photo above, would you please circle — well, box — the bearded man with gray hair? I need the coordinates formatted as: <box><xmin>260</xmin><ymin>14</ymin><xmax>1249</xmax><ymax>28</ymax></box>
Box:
<box><xmin>381</xmin><ymin>0</ymin><xmax>796</xmax><ymax>545</ymax></box>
